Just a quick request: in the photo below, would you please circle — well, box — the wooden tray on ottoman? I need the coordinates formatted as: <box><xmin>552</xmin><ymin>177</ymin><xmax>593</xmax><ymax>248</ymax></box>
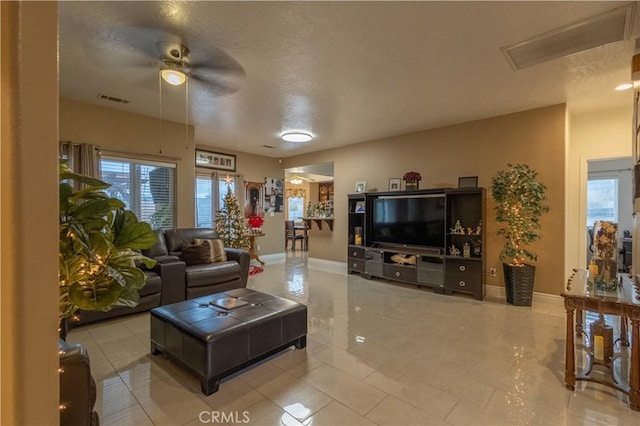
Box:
<box><xmin>150</xmin><ymin>288</ymin><xmax>307</xmax><ymax>395</ymax></box>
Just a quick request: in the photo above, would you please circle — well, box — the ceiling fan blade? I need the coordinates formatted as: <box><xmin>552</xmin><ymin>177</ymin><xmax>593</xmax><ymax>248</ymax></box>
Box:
<box><xmin>190</xmin><ymin>70</ymin><xmax>244</xmax><ymax>96</ymax></box>
<box><xmin>187</xmin><ymin>47</ymin><xmax>246</xmax><ymax>76</ymax></box>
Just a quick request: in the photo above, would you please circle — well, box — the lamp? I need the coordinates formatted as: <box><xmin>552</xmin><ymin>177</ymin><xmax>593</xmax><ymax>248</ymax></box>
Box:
<box><xmin>290</xmin><ymin>176</ymin><xmax>303</xmax><ymax>185</ymax></box>
<box><xmin>281</xmin><ymin>131</ymin><xmax>313</xmax><ymax>143</ymax></box>
<box><xmin>160</xmin><ymin>67</ymin><xmax>187</xmax><ymax>86</ymax></box>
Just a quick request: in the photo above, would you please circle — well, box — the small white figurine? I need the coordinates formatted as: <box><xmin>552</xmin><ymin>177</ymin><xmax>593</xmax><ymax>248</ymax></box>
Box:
<box><xmin>475</xmin><ymin>220</ymin><xmax>482</xmax><ymax>235</ymax></box>
<box><xmin>449</xmin><ymin>245</ymin><xmax>461</xmax><ymax>256</ymax></box>
<box><xmin>450</xmin><ymin>220</ymin><xmax>464</xmax><ymax>235</ymax></box>
<box><xmin>463</xmin><ymin>242</ymin><xmax>471</xmax><ymax>258</ymax></box>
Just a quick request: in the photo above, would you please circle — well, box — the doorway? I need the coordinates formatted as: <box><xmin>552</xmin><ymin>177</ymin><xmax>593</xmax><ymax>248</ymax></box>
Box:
<box><xmin>586</xmin><ymin>157</ymin><xmax>632</xmax><ymax>270</ymax></box>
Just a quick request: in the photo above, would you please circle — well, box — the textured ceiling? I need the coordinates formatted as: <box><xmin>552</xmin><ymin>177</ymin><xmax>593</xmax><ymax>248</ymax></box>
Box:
<box><xmin>59</xmin><ymin>1</ymin><xmax>639</xmax><ymax>158</ymax></box>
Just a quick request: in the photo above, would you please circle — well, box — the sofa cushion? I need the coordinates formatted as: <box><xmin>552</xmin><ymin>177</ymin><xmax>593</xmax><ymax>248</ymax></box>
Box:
<box><xmin>140</xmin><ymin>271</ymin><xmax>162</xmax><ymax>297</ymax></box>
<box><xmin>185</xmin><ymin>261</ymin><xmax>241</xmax><ymax>288</ymax></box>
<box><xmin>165</xmin><ymin>228</ymin><xmax>217</xmax><ymax>253</ymax></box>
<box><xmin>181</xmin><ymin>242</ymin><xmax>212</xmax><ymax>266</ymax></box>
<box><xmin>142</xmin><ymin>229</ymin><xmax>169</xmax><ymax>257</ymax></box>
<box><xmin>194</xmin><ymin>238</ymin><xmax>228</xmax><ymax>263</ymax></box>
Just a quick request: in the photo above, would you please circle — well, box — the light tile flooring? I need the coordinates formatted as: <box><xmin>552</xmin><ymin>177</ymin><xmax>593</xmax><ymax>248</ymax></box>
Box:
<box><xmin>67</xmin><ymin>254</ymin><xmax>640</xmax><ymax>425</ymax></box>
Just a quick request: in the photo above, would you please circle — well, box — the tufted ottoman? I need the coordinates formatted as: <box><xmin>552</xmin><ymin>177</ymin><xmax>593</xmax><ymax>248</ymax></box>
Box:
<box><xmin>150</xmin><ymin>288</ymin><xmax>307</xmax><ymax>395</ymax></box>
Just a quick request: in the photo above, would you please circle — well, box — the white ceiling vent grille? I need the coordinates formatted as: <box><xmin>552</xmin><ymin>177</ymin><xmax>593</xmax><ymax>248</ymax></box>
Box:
<box><xmin>501</xmin><ymin>4</ymin><xmax>635</xmax><ymax>70</ymax></box>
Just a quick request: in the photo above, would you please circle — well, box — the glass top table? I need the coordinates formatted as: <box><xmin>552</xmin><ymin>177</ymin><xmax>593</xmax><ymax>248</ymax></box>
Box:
<box><xmin>561</xmin><ymin>270</ymin><xmax>640</xmax><ymax>411</ymax></box>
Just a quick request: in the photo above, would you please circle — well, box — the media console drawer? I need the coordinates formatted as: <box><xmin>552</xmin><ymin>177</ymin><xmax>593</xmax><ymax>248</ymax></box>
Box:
<box><xmin>383</xmin><ymin>264</ymin><xmax>416</xmax><ymax>282</ymax></box>
<box><xmin>348</xmin><ymin>246</ymin><xmax>365</xmax><ymax>259</ymax></box>
<box><xmin>349</xmin><ymin>258</ymin><xmax>365</xmax><ymax>273</ymax></box>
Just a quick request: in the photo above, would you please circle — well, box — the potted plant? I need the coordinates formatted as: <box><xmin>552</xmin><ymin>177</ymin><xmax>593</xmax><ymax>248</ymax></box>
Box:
<box><xmin>59</xmin><ymin>161</ymin><xmax>158</xmax><ymax>328</ymax></box>
<box><xmin>490</xmin><ymin>163</ymin><xmax>549</xmax><ymax>306</ymax></box>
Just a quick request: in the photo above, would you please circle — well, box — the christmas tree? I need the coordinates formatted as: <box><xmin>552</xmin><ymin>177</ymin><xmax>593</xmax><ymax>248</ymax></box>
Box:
<box><xmin>216</xmin><ymin>185</ymin><xmax>250</xmax><ymax>248</ymax></box>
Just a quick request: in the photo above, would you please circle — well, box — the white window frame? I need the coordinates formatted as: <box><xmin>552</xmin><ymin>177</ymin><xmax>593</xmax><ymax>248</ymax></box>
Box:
<box><xmin>99</xmin><ymin>155</ymin><xmax>177</xmax><ymax>230</ymax></box>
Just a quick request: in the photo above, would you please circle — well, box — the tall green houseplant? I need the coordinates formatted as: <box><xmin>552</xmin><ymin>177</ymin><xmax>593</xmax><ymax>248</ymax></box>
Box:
<box><xmin>59</xmin><ymin>161</ymin><xmax>158</xmax><ymax>320</ymax></box>
<box><xmin>490</xmin><ymin>163</ymin><xmax>549</xmax><ymax>305</ymax></box>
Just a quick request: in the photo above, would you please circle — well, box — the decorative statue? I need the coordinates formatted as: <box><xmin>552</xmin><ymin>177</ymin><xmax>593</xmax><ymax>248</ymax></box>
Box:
<box><xmin>450</xmin><ymin>220</ymin><xmax>464</xmax><ymax>235</ymax></box>
<box><xmin>463</xmin><ymin>242</ymin><xmax>471</xmax><ymax>258</ymax></box>
<box><xmin>449</xmin><ymin>245</ymin><xmax>461</xmax><ymax>256</ymax></box>
<box><xmin>475</xmin><ymin>220</ymin><xmax>482</xmax><ymax>235</ymax></box>
<box><xmin>467</xmin><ymin>227</ymin><xmax>474</xmax><ymax>236</ymax></box>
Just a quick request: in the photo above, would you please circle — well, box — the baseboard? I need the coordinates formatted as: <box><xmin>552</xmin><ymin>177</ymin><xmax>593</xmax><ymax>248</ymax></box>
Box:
<box><xmin>259</xmin><ymin>253</ymin><xmax>287</xmax><ymax>264</ymax></box>
<box><xmin>485</xmin><ymin>284</ymin><xmax>563</xmax><ymax>307</ymax></box>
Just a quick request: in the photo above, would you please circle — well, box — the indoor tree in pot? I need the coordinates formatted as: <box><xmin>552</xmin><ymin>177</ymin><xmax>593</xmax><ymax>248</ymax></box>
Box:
<box><xmin>59</xmin><ymin>161</ymin><xmax>158</xmax><ymax>333</ymax></box>
<box><xmin>490</xmin><ymin>163</ymin><xmax>549</xmax><ymax>306</ymax></box>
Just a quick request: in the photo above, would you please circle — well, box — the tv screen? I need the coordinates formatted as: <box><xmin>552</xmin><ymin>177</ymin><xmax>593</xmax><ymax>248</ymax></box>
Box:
<box><xmin>372</xmin><ymin>195</ymin><xmax>445</xmax><ymax>248</ymax></box>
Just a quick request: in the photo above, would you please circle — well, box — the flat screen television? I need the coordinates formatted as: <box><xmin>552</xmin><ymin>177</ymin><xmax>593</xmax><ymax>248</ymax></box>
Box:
<box><xmin>372</xmin><ymin>195</ymin><xmax>445</xmax><ymax>249</ymax></box>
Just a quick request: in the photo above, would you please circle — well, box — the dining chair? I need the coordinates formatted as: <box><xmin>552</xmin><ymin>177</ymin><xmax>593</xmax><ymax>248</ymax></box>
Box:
<box><xmin>285</xmin><ymin>220</ymin><xmax>307</xmax><ymax>251</ymax></box>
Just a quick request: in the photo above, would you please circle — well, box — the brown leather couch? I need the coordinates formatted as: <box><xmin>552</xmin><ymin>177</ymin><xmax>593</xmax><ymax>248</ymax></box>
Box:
<box><xmin>71</xmin><ymin>250</ymin><xmax>186</xmax><ymax>326</ymax></box>
<box><xmin>59</xmin><ymin>338</ymin><xmax>99</xmax><ymax>426</ymax></box>
<box><xmin>159</xmin><ymin>228</ymin><xmax>250</xmax><ymax>299</ymax></box>
<box><xmin>71</xmin><ymin>228</ymin><xmax>250</xmax><ymax>326</ymax></box>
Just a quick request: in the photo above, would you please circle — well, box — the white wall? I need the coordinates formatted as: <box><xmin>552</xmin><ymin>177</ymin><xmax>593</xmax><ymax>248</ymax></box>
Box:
<box><xmin>567</xmin><ymin>106</ymin><xmax>633</xmax><ymax>273</ymax></box>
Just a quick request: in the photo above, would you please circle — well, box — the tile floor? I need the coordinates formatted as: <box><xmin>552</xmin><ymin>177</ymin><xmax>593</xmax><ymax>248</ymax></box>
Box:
<box><xmin>67</xmin><ymin>254</ymin><xmax>640</xmax><ymax>425</ymax></box>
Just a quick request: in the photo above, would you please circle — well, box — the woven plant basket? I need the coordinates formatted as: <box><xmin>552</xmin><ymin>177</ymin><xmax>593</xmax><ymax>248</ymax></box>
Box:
<box><xmin>503</xmin><ymin>263</ymin><xmax>536</xmax><ymax>306</ymax></box>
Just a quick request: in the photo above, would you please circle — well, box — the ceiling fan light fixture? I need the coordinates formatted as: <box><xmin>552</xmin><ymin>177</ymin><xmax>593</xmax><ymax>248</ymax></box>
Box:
<box><xmin>160</xmin><ymin>68</ymin><xmax>187</xmax><ymax>86</ymax></box>
<box><xmin>281</xmin><ymin>131</ymin><xmax>313</xmax><ymax>143</ymax></box>
<box><xmin>290</xmin><ymin>176</ymin><xmax>304</xmax><ymax>185</ymax></box>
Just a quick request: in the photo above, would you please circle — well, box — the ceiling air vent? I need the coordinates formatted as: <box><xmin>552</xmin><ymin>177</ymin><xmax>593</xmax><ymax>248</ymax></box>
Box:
<box><xmin>501</xmin><ymin>3</ymin><xmax>635</xmax><ymax>70</ymax></box>
<box><xmin>96</xmin><ymin>93</ymin><xmax>130</xmax><ymax>104</ymax></box>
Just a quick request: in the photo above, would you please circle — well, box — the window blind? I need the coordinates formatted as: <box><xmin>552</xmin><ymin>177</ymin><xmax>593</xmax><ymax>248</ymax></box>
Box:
<box><xmin>100</xmin><ymin>156</ymin><xmax>176</xmax><ymax>230</ymax></box>
<box><xmin>195</xmin><ymin>172</ymin><xmax>238</xmax><ymax>228</ymax></box>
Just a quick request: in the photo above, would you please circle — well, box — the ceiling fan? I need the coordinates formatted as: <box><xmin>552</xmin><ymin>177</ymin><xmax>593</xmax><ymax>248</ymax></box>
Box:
<box><xmin>84</xmin><ymin>26</ymin><xmax>246</xmax><ymax>96</ymax></box>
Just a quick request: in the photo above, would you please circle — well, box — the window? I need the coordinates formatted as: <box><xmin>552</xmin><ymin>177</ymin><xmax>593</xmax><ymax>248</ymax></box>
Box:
<box><xmin>195</xmin><ymin>172</ymin><xmax>237</xmax><ymax>228</ymax></box>
<box><xmin>100</xmin><ymin>157</ymin><xmax>176</xmax><ymax>229</ymax></box>
<box><xmin>587</xmin><ymin>177</ymin><xmax>618</xmax><ymax>227</ymax></box>
<box><xmin>287</xmin><ymin>196</ymin><xmax>305</xmax><ymax>221</ymax></box>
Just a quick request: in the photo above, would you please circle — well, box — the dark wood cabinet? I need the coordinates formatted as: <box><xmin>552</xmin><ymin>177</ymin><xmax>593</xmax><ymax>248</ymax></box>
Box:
<box><xmin>444</xmin><ymin>188</ymin><xmax>485</xmax><ymax>300</ymax></box>
<box><xmin>347</xmin><ymin>188</ymin><xmax>485</xmax><ymax>300</ymax></box>
<box><xmin>347</xmin><ymin>194</ymin><xmax>366</xmax><ymax>274</ymax></box>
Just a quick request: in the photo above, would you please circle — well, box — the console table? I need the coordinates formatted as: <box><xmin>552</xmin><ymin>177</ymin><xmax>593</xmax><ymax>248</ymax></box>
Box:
<box><xmin>561</xmin><ymin>271</ymin><xmax>640</xmax><ymax>411</ymax></box>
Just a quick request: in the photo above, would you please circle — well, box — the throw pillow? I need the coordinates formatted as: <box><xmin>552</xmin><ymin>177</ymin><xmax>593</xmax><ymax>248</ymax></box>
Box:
<box><xmin>181</xmin><ymin>241</ymin><xmax>212</xmax><ymax>266</ymax></box>
<box><xmin>194</xmin><ymin>238</ymin><xmax>228</xmax><ymax>263</ymax></box>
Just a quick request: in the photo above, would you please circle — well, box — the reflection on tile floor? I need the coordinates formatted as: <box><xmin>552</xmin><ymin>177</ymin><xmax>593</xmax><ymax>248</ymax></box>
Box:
<box><xmin>67</xmin><ymin>254</ymin><xmax>640</xmax><ymax>425</ymax></box>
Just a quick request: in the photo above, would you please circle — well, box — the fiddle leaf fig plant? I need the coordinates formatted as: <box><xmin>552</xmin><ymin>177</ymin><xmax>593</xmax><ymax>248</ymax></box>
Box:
<box><xmin>59</xmin><ymin>161</ymin><xmax>157</xmax><ymax>319</ymax></box>
<box><xmin>490</xmin><ymin>163</ymin><xmax>549</xmax><ymax>267</ymax></box>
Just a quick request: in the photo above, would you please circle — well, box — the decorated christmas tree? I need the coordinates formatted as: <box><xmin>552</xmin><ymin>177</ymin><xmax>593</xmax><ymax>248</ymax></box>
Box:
<box><xmin>216</xmin><ymin>185</ymin><xmax>250</xmax><ymax>248</ymax></box>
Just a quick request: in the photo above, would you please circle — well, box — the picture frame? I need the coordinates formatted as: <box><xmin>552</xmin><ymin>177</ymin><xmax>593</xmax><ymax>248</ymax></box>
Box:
<box><xmin>458</xmin><ymin>176</ymin><xmax>478</xmax><ymax>188</ymax></box>
<box><xmin>388</xmin><ymin>178</ymin><xmax>401</xmax><ymax>191</ymax></box>
<box><xmin>354</xmin><ymin>180</ymin><xmax>367</xmax><ymax>193</ymax></box>
<box><xmin>355</xmin><ymin>201</ymin><xmax>366</xmax><ymax>213</ymax></box>
<box><xmin>195</xmin><ymin>149</ymin><xmax>236</xmax><ymax>172</ymax></box>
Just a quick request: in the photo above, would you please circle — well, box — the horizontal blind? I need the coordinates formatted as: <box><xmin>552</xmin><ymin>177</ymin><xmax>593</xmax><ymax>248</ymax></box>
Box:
<box><xmin>100</xmin><ymin>157</ymin><xmax>176</xmax><ymax>230</ymax></box>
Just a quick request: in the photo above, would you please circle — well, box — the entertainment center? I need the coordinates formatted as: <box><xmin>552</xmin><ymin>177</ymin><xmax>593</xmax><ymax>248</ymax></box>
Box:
<box><xmin>348</xmin><ymin>188</ymin><xmax>485</xmax><ymax>300</ymax></box>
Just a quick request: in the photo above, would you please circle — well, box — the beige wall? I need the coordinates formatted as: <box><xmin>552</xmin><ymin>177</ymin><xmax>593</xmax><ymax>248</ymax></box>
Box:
<box><xmin>59</xmin><ymin>99</ymin><xmax>285</xmax><ymax>254</ymax></box>
<box><xmin>284</xmin><ymin>104</ymin><xmax>567</xmax><ymax>295</ymax></box>
<box><xmin>60</xmin><ymin>98</ymin><xmax>197</xmax><ymax>228</ymax></box>
<box><xmin>195</xmin><ymin>145</ymin><xmax>284</xmax><ymax>255</ymax></box>
<box><xmin>567</xmin><ymin>106</ymin><xmax>633</xmax><ymax>273</ymax></box>
<box><xmin>1</xmin><ymin>2</ymin><xmax>59</xmax><ymax>424</ymax></box>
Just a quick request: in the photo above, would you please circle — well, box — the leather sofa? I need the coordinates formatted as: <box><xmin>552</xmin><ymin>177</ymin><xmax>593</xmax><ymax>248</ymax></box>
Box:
<box><xmin>71</xmin><ymin>251</ymin><xmax>186</xmax><ymax>326</ymax></box>
<box><xmin>59</xmin><ymin>338</ymin><xmax>99</xmax><ymax>426</ymax></box>
<box><xmin>71</xmin><ymin>228</ymin><xmax>250</xmax><ymax>326</ymax></box>
<box><xmin>159</xmin><ymin>228</ymin><xmax>250</xmax><ymax>299</ymax></box>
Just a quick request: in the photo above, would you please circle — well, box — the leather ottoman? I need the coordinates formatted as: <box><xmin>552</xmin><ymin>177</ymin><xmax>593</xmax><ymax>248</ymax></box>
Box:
<box><xmin>150</xmin><ymin>288</ymin><xmax>307</xmax><ymax>395</ymax></box>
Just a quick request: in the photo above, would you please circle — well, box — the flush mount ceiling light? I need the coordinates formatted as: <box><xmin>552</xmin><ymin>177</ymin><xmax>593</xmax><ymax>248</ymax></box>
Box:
<box><xmin>615</xmin><ymin>83</ymin><xmax>633</xmax><ymax>91</ymax></box>
<box><xmin>160</xmin><ymin>67</ymin><xmax>187</xmax><ymax>86</ymax></box>
<box><xmin>290</xmin><ymin>176</ymin><xmax>304</xmax><ymax>185</ymax></box>
<box><xmin>281</xmin><ymin>131</ymin><xmax>313</xmax><ymax>143</ymax></box>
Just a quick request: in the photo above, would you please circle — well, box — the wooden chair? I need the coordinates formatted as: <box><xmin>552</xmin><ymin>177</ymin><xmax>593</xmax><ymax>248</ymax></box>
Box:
<box><xmin>285</xmin><ymin>220</ymin><xmax>308</xmax><ymax>251</ymax></box>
